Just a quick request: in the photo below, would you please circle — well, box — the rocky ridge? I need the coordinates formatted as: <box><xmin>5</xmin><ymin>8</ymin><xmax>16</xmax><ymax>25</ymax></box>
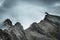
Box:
<box><xmin>0</xmin><ymin>12</ymin><xmax>60</xmax><ymax>40</ymax></box>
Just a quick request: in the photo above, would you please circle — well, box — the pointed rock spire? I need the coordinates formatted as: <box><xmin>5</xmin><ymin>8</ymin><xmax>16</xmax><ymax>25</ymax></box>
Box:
<box><xmin>45</xmin><ymin>12</ymin><xmax>49</xmax><ymax>15</ymax></box>
<box><xmin>30</xmin><ymin>22</ymin><xmax>38</xmax><ymax>29</ymax></box>
<box><xmin>15</xmin><ymin>22</ymin><xmax>21</xmax><ymax>26</ymax></box>
<box><xmin>44</xmin><ymin>12</ymin><xmax>50</xmax><ymax>21</ymax></box>
<box><xmin>15</xmin><ymin>22</ymin><xmax>23</xmax><ymax>30</ymax></box>
<box><xmin>4</xmin><ymin>19</ymin><xmax>12</xmax><ymax>26</ymax></box>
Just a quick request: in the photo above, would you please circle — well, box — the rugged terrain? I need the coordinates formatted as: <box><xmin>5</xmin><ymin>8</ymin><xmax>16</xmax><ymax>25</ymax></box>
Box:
<box><xmin>0</xmin><ymin>12</ymin><xmax>60</xmax><ymax>40</ymax></box>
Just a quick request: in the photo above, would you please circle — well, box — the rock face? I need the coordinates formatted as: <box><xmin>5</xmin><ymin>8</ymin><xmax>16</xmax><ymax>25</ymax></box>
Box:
<box><xmin>0</xmin><ymin>19</ymin><xmax>27</xmax><ymax>40</ymax></box>
<box><xmin>0</xmin><ymin>12</ymin><xmax>60</xmax><ymax>40</ymax></box>
<box><xmin>0</xmin><ymin>29</ymin><xmax>11</xmax><ymax>40</ymax></box>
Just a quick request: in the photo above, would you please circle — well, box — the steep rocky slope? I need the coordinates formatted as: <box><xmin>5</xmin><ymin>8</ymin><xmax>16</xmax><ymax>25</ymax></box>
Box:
<box><xmin>0</xmin><ymin>12</ymin><xmax>60</xmax><ymax>40</ymax></box>
<box><xmin>25</xmin><ymin>13</ymin><xmax>60</xmax><ymax>40</ymax></box>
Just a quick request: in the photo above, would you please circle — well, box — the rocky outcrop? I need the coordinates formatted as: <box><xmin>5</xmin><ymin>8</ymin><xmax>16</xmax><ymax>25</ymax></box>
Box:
<box><xmin>4</xmin><ymin>19</ymin><xmax>12</xmax><ymax>26</ymax></box>
<box><xmin>0</xmin><ymin>12</ymin><xmax>60</xmax><ymax>40</ymax></box>
<box><xmin>0</xmin><ymin>19</ymin><xmax>27</xmax><ymax>40</ymax></box>
<box><xmin>25</xmin><ymin>12</ymin><xmax>60</xmax><ymax>40</ymax></box>
<box><xmin>38</xmin><ymin>13</ymin><xmax>60</xmax><ymax>40</ymax></box>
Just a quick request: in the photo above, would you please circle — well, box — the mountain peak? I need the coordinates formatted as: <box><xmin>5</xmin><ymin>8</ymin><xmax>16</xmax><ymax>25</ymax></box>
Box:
<box><xmin>14</xmin><ymin>22</ymin><xmax>23</xmax><ymax>30</ymax></box>
<box><xmin>15</xmin><ymin>22</ymin><xmax>21</xmax><ymax>26</ymax></box>
<box><xmin>27</xmin><ymin>22</ymin><xmax>44</xmax><ymax>33</ymax></box>
<box><xmin>30</xmin><ymin>22</ymin><xmax>38</xmax><ymax>29</ymax></box>
<box><xmin>4</xmin><ymin>19</ymin><xmax>12</xmax><ymax>26</ymax></box>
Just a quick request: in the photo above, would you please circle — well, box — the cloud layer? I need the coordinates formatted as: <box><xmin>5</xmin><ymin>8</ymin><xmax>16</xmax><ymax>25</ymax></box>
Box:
<box><xmin>0</xmin><ymin>0</ymin><xmax>60</xmax><ymax>29</ymax></box>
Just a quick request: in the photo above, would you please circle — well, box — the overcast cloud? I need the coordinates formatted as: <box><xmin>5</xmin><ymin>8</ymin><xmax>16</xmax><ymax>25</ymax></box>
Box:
<box><xmin>0</xmin><ymin>0</ymin><xmax>60</xmax><ymax>29</ymax></box>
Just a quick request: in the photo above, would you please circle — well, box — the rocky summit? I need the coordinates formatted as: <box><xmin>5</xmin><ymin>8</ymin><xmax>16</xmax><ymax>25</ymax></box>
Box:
<box><xmin>0</xmin><ymin>12</ymin><xmax>60</xmax><ymax>40</ymax></box>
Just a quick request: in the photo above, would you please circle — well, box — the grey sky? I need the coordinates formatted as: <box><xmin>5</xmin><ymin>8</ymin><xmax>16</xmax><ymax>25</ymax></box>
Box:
<box><xmin>0</xmin><ymin>0</ymin><xmax>60</xmax><ymax>29</ymax></box>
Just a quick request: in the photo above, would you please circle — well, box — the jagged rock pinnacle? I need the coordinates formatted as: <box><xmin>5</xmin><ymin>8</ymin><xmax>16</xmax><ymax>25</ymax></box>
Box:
<box><xmin>0</xmin><ymin>13</ymin><xmax>60</xmax><ymax>40</ymax></box>
<box><xmin>15</xmin><ymin>22</ymin><xmax>21</xmax><ymax>26</ymax></box>
<box><xmin>28</xmin><ymin>22</ymin><xmax>44</xmax><ymax>33</ymax></box>
<box><xmin>4</xmin><ymin>19</ymin><xmax>12</xmax><ymax>26</ymax></box>
<box><xmin>29</xmin><ymin>22</ymin><xmax>38</xmax><ymax>29</ymax></box>
<box><xmin>45</xmin><ymin>12</ymin><xmax>49</xmax><ymax>15</ymax></box>
<box><xmin>15</xmin><ymin>22</ymin><xmax>23</xmax><ymax>29</ymax></box>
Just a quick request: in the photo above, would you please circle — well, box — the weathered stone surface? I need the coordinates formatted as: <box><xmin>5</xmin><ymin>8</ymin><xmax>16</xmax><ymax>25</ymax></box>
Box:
<box><xmin>38</xmin><ymin>13</ymin><xmax>60</xmax><ymax>40</ymax></box>
<box><xmin>4</xmin><ymin>19</ymin><xmax>12</xmax><ymax>26</ymax></box>
<box><xmin>0</xmin><ymin>12</ymin><xmax>60</xmax><ymax>40</ymax></box>
<box><xmin>0</xmin><ymin>19</ymin><xmax>27</xmax><ymax>40</ymax></box>
<box><xmin>0</xmin><ymin>29</ymin><xmax>11</xmax><ymax>40</ymax></box>
<box><xmin>25</xmin><ymin>13</ymin><xmax>60</xmax><ymax>40</ymax></box>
